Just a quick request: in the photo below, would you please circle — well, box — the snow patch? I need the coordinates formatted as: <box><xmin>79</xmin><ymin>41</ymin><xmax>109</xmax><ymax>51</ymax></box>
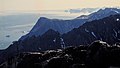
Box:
<box><xmin>118</xmin><ymin>30</ymin><xmax>120</xmax><ymax>33</ymax></box>
<box><xmin>91</xmin><ymin>32</ymin><xmax>97</xmax><ymax>38</ymax></box>
<box><xmin>85</xmin><ymin>28</ymin><xmax>89</xmax><ymax>32</ymax></box>
<box><xmin>113</xmin><ymin>34</ymin><xmax>116</xmax><ymax>39</ymax></box>
<box><xmin>99</xmin><ymin>41</ymin><xmax>107</xmax><ymax>44</ymax></box>
<box><xmin>113</xmin><ymin>29</ymin><xmax>117</xmax><ymax>37</ymax></box>
<box><xmin>103</xmin><ymin>22</ymin><xmax>106</xmax><ymax>24</ymax></box>
<box><xmin>114</xmin><ymin>10</ymin><xmax>119</xmax><ymax>13</ymax></box>
<box><xmin>100</xmin><ymin>37</ymin><xmax>103</xmax><ymax>41</ymax></box>
<box><xmin>60</xmin><ymin>38</ymin><xmax>65</xmax><ymax>49</ymax></box>
<box><xmin>116</xmin><ymin>18</ymin><xmax>119</xmax><ymax>21</ymax></box>
<box><xmin>53</xmin><ymin>38</ymin><xmax>56</xmax><ymax>42</ymax></box>
<box><xmin>38</xmin><ymin>48</ymin><xmax>41</xmax><ymax>50</ymax></box>
<box><xmin>111</xmin><ymin>9</ymin><xmax>119</xmax><ymax>13</ymax></box>
<box><xmin>60</xmin><ymin>38</ymin><xmax>64</xmax><ymax>41</ymax></box>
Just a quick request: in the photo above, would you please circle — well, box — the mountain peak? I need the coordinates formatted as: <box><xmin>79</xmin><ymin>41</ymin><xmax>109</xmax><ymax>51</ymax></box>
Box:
<box><xmin>76</xmin><ymin>8</ymin><xmax>120</xmax><ymax>20</ymax></box>
<box><xmin>76</xmin><ymin>15</ymin><xmax>89</xmax><ymax>19</ymax></box>
<box><xmin>39</xmin><ymin>17</ymin><xmax>49</xmax><ymax>20</ymax></box>
<box><xmin>98</xmin><ymin>8</ymin><xmax>120</xmax><ymax>13</ymax></box>
<box><xmin>87</xmin><ymin>8</ymin><xmax>120</xmax><ymax>21</ymax></box>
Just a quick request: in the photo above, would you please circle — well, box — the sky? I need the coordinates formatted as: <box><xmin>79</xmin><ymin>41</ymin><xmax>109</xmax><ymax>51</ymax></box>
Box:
<box><xmin>1</xmin><ymin>0</ymin><xmax>120</xmax><ymax>13</ymax></box>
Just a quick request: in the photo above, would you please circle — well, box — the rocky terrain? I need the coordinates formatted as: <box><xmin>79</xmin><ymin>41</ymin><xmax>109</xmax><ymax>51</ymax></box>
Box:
<box><xmin>1</xmin><ymin>40</ymin><xmax>120</xmax><ymax>68</ymax></box>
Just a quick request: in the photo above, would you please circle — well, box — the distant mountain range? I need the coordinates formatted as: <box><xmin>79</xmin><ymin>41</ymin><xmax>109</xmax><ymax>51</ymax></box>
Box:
<box><xmin>20</xmin><ymin>8</ymin><xmax>120</xmax><ymax>40</ymax></box>
<box><xmin>65</xmin><ymin>8</ymin><xmax>99</xmax><ymax>13</ymax></box>
<box><xmin>76</xmin><ymin>8</ymin><xmax>120</xmax><ymax>20</ymax></box>
<box><xmin>0</xmin><ymin>8</ymin><xmax>120</xmax><ymax>64</ymax></box>
<box><xmin>18</xmin><ymin>14</ymin><xmax>120</xmax><ymax>51</ymax></box>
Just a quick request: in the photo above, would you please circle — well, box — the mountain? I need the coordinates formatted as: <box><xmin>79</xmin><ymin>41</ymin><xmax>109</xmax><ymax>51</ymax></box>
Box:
<box><xmin>17</xmin><ymin>14</ymin><xmax>120</xmax><ymax>51</ymax></box>
<box><xmin>63</xmin><ymin>14</ymin><xmax>120</xmax><ymax>46</ymax></box>
<box><xmin>76</xmin><ymin>8</ymin><xmax>120</xmax><ymax>20</ymax></box>
<box><xmin>0</xmin><ymin>9</ymin><xmax>120</xmax><ymax>64</ymax></box>
<box><xmin>66</xmin><ymin>8</ymin><xmax>99</xmax><ymax>13</ymax></box>
<box><xmin>20</xmin><ymin>17</ymin><xmax>87</xmax><ymax>40</ymax></box>
<box><xmin>0</xmin><ymin>29</ymin><xmax>61</xmax><ymax>64</ymax></box>
<box><xmin>20</xmin><ymin>8</ymin><xmax>120</xmax><ymax>40</ymax></box>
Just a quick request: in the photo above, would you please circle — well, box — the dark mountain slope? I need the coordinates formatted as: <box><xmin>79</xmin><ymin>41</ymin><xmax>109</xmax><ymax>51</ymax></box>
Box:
<box><xmin>63</xmin><ymin>14</ymin><xmax>120</xmax><ymax>46</ymax></box>
<box><xmin>20</xmin><ymin>17</ymin><xmax>87</xmax><ymax>40</ymax></box>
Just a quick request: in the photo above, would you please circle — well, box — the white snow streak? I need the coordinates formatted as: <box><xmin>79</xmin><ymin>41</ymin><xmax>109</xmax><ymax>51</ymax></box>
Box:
<box><xmin>113</xmin><ymin>29</ymin><xmax>117</xmax><ymax>37</ymax></box>
<box><xmin>60</xmin><ymin>38</ymin><xmax>65</xmax><ymax>49</ymax></box>
<box><xmin>91</xmin><ymin>32</ymin><xmax>97</xmax><ymax>38</ymax></box>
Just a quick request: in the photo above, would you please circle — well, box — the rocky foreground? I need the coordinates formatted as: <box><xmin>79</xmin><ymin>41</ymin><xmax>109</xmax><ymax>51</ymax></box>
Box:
<box><xmin>1</xmin><ymin>40</ymin><xmax>120</xmax><ymax>68</ymax></box>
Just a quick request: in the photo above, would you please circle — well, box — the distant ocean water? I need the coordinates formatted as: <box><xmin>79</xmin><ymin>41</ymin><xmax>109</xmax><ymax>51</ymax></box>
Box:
<box><xmin>0</xmin><ymin>9</ymin><xmax>94</xmax><ymax>49</ymax></box>
<box><xmin>0</xmin><ymin>14</ymin><xmax>39</xmax><ymax>49</ymax></box>
<box><xmin>0</xmin><ymin>23</ymin><xmax>34</xmax><ymax>49</ymax></box>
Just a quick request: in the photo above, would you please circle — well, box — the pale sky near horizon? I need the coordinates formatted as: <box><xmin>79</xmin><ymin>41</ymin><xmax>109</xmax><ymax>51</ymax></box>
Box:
<box><xmin>0</xmin><ymin>0</ymin><xmax>120</xmax><ymax>10</ymax></box>
<box><xmin>0</xmin><ymin>0</ymin><xmax>120</xmax><ymax>13</ymax></box>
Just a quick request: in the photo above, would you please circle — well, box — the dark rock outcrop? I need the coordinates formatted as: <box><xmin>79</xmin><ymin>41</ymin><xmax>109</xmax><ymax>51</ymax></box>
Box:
<box><xmin>1</xmin><ymin>40</ymin><xmax>120</xmax><ymax>68</ymax></box>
